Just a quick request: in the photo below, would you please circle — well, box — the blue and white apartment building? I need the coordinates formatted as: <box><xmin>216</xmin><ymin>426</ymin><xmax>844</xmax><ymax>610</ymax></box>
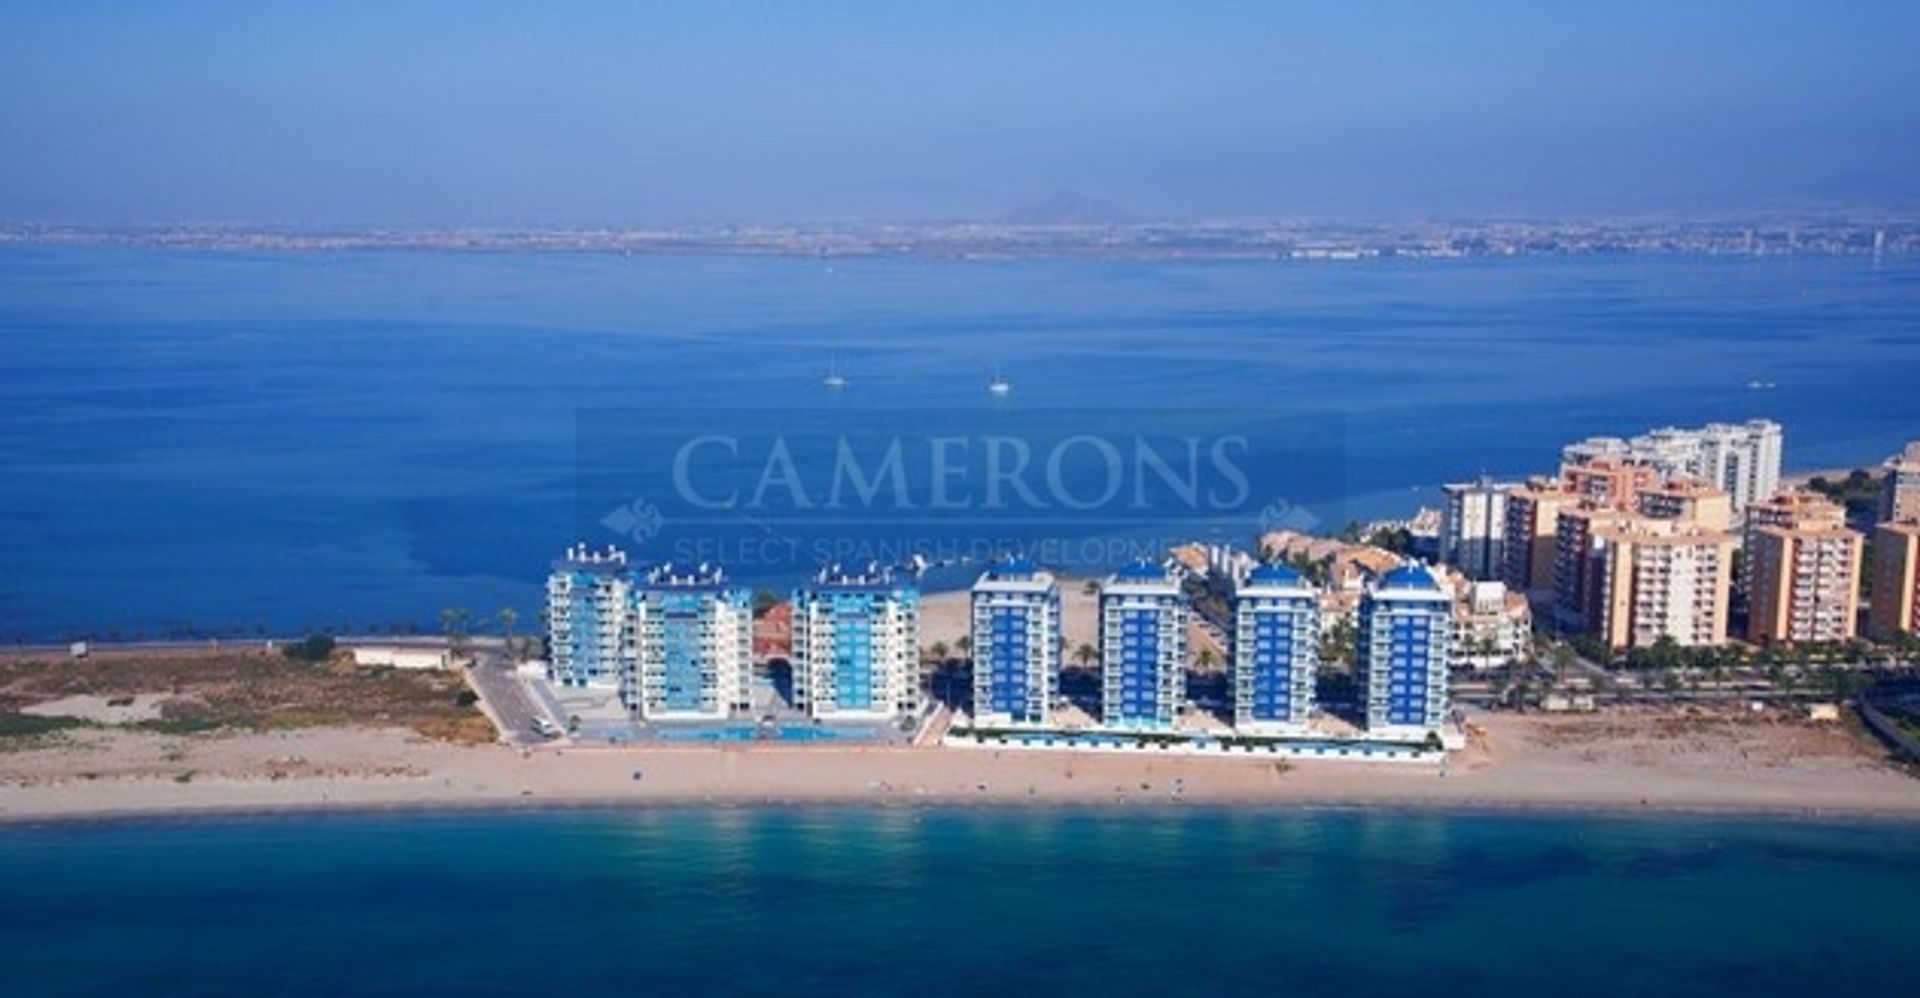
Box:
<box><xmin>624</xmin><ymin>562</ymin><xmax>753</xmax><ymax>720</ymax></box>
<box><xmin>1099</xmin><ymin>560</ymin><xmax>1189</xmax><ymax>730</ymax></box>
<box><xmin>546</xmin><ymin>544</ymin><xmax>631</xmax><ymax>690</ymax></box>
<box><xmin>970</xmin><ymin>558</ymin><xmax>1061</xmax><ymax>728</ymax></box>
<box><xmin>1357</xmin><ymin>563</ymin><xmax>1454</xmax><ymax>739</ymax></box>
<box><xmin>1231</xmin><ymin>563</ymin><xmax>1320</xmax><ymax>735</ymax></box>
<box><xmin>545</xmin><ymin>546</ymin><xmax>753</xmax><ymax>720</ymax></box>
<box><xmin>792</xmin><ymin>564</ymin><xmax>921</xmax><ymax>721</ymax></box>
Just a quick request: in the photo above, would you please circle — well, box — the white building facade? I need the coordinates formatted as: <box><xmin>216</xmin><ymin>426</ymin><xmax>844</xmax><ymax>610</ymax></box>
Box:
<box><xmin>792</xmin><ymin>565</ymin><xmax>920</xmax><ymax>721</ymax></box>
<box><xmin>1440</xmin><ymin>477</ymin><xmax>1513</xmax><ymax>580</ymax></box>
<box><xmin>624</xmin><ymin>563</ymin><xmax>753</xmax><ymax>720</ymax></box>
<box><xmin>546</xmin><ymin>544</ymin><xmax>631</xmax><ymax>690</ymax></box>
<box><xmin>1561</xmin><ymin>419</ymin><xmax>1782</xmax><ymax>514</ymax></box>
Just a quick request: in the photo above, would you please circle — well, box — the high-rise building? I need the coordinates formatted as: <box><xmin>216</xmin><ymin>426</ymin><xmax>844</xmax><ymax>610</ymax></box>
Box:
<box><xmin>1742</xmin><ymin>491</ymin><xmax>1847</xmax><ymax>594</ymax></box>
<box><xmin>1231</xmin><ymin>563</ymin><xmax>1319</xmax><ymax>734</ymax></box>
<box><xmin>546</xmin><ymin>544</ymin><xmax>631</xmax><ymax>689</ymax></box>
<box><xmin>1746</xmin><ymin>524</ymin><xmax>1862</xmax><ymax>645</ymax></box>
<box><xmin>1694</xmin><ymin>420</ymin><xmax>1783</xmax><ymax>514</ymax></box>
<box><xmin>1560</xmin><ymin>457</ymin><xmax>1659</xmax><ymax>510</ymax></box>
<box><xmin>1099</xmin><ymin>560</ymin><xmax>1188</xmax><ymax>730</ymax></box>
<box><xmin>1552</xmin><ymin>505</ymin><xmax>1632</xmax><ymax>632</ymax></box>
<box><xmin>969</xmin><ymin>558</ymin><xmax>1061</xmax><ymax>728</ymax></box>
<box><xmin>1881</xmin><ymin>441</ymin><xmax>1920</xmax><ymax>523</ymax></box>
<box><xmin>1587</xmin><ymin>519</ymin><xmax>1735</xmax><ymax>650</ymax></box>
<box><xmin>1635</xmin><ymin>478</ymin><xmax>1732</xmax><ymax>531</ymax></box>
<box><xmin>544</xmin><ymin>548</ymin><xmax>754</xmax><ymax>719</ymax></box>
<box><xmin>1502</xmin><ymin>477</ymin><xmax>1573</xmax><ymax>601</ymax></box>
<box><xmin>1439</xmin><ymin>477</ymin><xmax>1514</xmax><ymax>580</ymax></box>
<box><xmin>792</xmin><ymin>565</ymin><xmax>920</xmax><ymax>720</ymax></box>
<box><xmin>1562</xmin><ymin>419</ymin><xmax>1782</xmax><ymax>513</ymax></box>
<box><xmin>623</xmin><ymin>562</ymin><xmax>753</xmax><ymax>719</ymax></box>
<box><xmin>1868</xmin><ymin>521</ymin><xmax>1920</xmax><ymax>640</ymax></box>
<box><xmin>1357</xmin><ymin>563</ymin><xmax>1453</xmax><ymax>738</ymax></box>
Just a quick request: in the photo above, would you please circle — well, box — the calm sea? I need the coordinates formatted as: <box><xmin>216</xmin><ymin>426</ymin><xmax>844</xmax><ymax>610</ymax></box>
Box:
<box><xmin>3</xmin><ymin>246</ymin><xmax>1919</xmax><ymax>639</ymax></box>
<box><xmin>1</xmin><ymin>808</ymin><xmax>1917</xmax><ymax>996</ymax></box>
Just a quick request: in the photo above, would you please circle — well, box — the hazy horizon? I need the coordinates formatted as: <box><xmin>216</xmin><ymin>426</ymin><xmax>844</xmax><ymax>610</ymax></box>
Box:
<box><xmin>4</xmin><ymin>2</ymin><xmax>1918</xmax><ymax>227</ymax></box>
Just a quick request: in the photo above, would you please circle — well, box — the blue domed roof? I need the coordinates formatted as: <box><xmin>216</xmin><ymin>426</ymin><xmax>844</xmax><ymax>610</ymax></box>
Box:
<box><xmin>1247</xmin><ymin>562</ymin><xmax>1303</xmax><ymax>585</ymax></box>
<box><xmin>1379</xmin><ymin>564</ymin><xmax>1441</xmax><ymax>590</ymax></box>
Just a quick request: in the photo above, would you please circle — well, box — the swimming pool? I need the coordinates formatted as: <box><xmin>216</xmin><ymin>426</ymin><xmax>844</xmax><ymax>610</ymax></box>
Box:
<box><xmin>648</xmin><ymin>724</ymin><xmax>876</xmax><ymax>742</ymax></box>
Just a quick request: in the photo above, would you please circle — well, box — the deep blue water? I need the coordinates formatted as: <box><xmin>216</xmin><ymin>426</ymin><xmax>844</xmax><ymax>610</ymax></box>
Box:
<box><xmin>3</xmin><ymin>246</ymin><xmax>1919</xmax><ymax>639</ymax></box>
<box><xmin>2</xmin><ymin>808</ymin><xmax>1918</xmax><ymax>997</ymax></box>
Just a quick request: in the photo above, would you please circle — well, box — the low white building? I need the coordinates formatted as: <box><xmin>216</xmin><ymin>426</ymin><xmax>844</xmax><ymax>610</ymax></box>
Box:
<box><xmin>349</xmin><ymin>645</ymin><xmax>452</xmax><ymax>670</ymax></box>
<box><xmin>1446</xmin><ymin>577</ymin><xmax>1532</xmax><ymax>671</ymax></box>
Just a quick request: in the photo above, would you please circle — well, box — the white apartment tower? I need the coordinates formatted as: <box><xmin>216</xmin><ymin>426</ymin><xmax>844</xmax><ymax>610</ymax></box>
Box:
<box><xmin>1440</xmin><ymin>477</ymin><xmax>1513</xmax><ymax>581</ymax></box>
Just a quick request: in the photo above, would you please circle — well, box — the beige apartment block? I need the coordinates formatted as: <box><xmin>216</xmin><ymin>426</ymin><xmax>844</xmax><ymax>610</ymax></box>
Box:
<box><xmin>1501</xmin><ymin>477</ymin><xmax>1572</xmax><ymax>600</ymax></box>
<box><xmin>1746</xmin><ymin>524</ymin><xmax>1862</xmax><ymax>644</ymax></box>
<box><xmin>1742</xmin><ymin>490</ymin><xmax>1847</xmax><ymax>593</ymax></box>
<box><xmin>1635</xmin><ymin>477</ymin><xmax>1733</xmax><ymax>532</ymax></box>
<box><xmin>1868</xmin><ymin>520</ymin><xmax>1920</xmax><ymax>639</ymax></box>
<box><xmin>1586</xmin><ymin>518</ymin><xmax>1735</xmax><ymax>650</ymax></box>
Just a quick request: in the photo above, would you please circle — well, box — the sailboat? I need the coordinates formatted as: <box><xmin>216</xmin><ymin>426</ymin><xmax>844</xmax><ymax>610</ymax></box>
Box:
<box><xmin>987</xmin><ymin>368</ymin><xmax>1011</xmax><ymax>396</ymax></box>
<box><xmin>823</xmin><ymin>358</ymin><xmax>848</xmax><ymax>390</ymax></box>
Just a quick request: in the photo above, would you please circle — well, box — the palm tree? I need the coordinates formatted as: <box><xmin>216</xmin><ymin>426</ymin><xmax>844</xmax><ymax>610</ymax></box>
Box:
<box><xmin>1195</xmin><ymin>648</ymin><xmax>1217</xmax><ymax>672</ymax></box>
<box><xmin>929</xmin><ymin>640</ymin><xmax>950</xmax><ymax>664</ymax></box>
<box><xmin>498</xmin><ymin>607</ymin><xmax>520</xmax><ymax>660</ymax></box>
<box><xmin>955</xmin><ymin>635</ymin><xmax>972</xmax><ymax>659</ymax></box>
<box><xmin>440</xmin><ymin>607</ymin><xmax>473</xmax><ymax>658</ymax></box>
<box><xmin>1074</xmin><ymin>643</ymin><xmax>1097</xmax><ymax>670</ymax></box>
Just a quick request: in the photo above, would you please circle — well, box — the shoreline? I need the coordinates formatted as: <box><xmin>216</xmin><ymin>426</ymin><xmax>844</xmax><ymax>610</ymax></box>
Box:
<box><xmin>9</xmin><ymin>788</ymin><xmax>1920</xmax><ymax>831</ymax></box>
<box><xmin>6</xmin><ymin>707</ymin><xmax>1919</xmax><ymax>828</ymax></box>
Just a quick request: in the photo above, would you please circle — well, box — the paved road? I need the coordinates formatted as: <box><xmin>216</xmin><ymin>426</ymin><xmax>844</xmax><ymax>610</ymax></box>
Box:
<box><xmin>467</xmin><ymin>656</ymin><xmax>560</xmax><ymax>746</ymax></box>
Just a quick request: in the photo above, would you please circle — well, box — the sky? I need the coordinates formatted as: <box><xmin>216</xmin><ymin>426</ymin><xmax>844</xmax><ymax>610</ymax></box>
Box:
<box><xmin>2</xmin><ymin>1</ymin><xmax>1917</xmax><ymax>226</ymax></box>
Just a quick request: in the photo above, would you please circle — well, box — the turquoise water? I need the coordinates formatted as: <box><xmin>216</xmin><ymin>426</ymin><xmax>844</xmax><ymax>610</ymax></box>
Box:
<box><xmin>650</xmin><ymin>724</ymin><xmax>871</xmax><ymax>741</ymax></box>
<box><xmin>2</xmin><ymin>808</ymin><xmax>1918</xmax><ymax>996</ymax></box>
<box><xmin>3</xmin><ymin>247</ymin><xmax>1919</xmax><ymax>639</ymax></box>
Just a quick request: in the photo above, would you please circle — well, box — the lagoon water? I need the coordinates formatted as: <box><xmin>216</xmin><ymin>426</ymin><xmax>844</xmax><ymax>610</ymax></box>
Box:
<box><xmin>3</xmin><ymin>247</ymin><xmax>1920</xmax><ymax>639</ymax></box>
<box><xmin>2</xmin><ymin>808</ymin><xmax>1919</xmax><ymax>997</ymax></box>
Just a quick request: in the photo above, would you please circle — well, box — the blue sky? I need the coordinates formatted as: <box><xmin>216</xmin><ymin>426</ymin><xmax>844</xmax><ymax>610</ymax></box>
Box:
<box><xmin>2</xmin><ymin>1</ymin><xmax>1916</xmax><ymax>224</ymax></box>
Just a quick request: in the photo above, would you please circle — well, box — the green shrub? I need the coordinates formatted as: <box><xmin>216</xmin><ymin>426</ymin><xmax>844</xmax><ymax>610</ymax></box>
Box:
<box><xmin>282</xmin><ymin>634</ymin><xmax>337</xmax><ymax>663</ymax></box>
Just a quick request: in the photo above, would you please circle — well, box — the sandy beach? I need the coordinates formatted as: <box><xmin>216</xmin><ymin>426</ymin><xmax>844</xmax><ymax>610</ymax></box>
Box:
<box><xmin>4</xmin><ymin>705</ymin><xmax>1917</xmax><ymax>823</ymax></box>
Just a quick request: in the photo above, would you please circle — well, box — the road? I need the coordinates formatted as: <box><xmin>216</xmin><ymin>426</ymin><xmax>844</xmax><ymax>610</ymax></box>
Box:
<box><xmin>466</xmin><ymin>655</ymin><xmax>562</xmax><ymax>746</ymax></box>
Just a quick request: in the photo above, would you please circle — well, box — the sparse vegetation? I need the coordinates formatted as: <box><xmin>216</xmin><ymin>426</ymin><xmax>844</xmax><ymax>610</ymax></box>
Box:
<box><xmin>281</xmin><ymin>634</ymin><xmax>337</xmax><ymax>663</ymax></box>
<box><xmin>0</xmin><ymin>713</ymin><xmax>90</xmax><ymax>742</ymax></box>
<box><xmin>0</xmin><ymin>650</ymin><xmax>494</xmax><ymax>744</ymax></box>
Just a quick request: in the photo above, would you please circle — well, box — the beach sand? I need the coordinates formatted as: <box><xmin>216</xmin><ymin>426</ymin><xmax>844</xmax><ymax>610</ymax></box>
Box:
<box><xmin>3</xmin><ymin>705</ymin><xmax>1916</xmax><ymax>823</ymax></box>
<box><xmin>920</xmin><ymin>578</ymin><xmax>1102</xmax><ymax>659</ymax></box>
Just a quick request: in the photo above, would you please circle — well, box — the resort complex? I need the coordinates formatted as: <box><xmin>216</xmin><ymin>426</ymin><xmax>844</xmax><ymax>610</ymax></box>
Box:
<box><xmin>545</xmin><ymin>547</ymin><xmax>753</xmax><ymax>720</ymax></box>
<box><xmin>528</xmin><ymin>422</ymin><xmax>1920</xmax><ymax>760</ymax></box>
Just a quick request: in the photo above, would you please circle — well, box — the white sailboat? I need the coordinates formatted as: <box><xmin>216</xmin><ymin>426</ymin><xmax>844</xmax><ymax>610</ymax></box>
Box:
<box><xmin>987</xmin><ymin>368</ymin><xmax>1011</xmax><ymax>396</ymax></box>
<box><xmin>823</xmin><ymin>357</ymin><xmax>848</xmax><ymax>390</ymax></box>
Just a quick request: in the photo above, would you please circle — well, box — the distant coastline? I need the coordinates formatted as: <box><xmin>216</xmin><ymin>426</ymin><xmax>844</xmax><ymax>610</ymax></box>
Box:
<box><xmin>3</xmin><ymin>216</ymin><xmax>1916</xmax><ymax>261</ymax></box>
